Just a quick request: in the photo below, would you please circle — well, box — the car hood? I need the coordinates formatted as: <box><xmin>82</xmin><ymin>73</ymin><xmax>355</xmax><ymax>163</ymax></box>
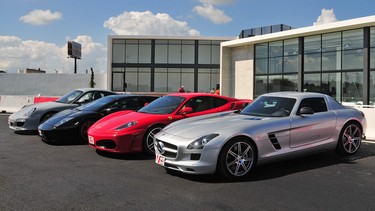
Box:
<box><xmin>90</xmin><ymin>110</ymin><xmax>155</xmax><ymax>132</ymax></box>
<box><xmin>161</xmin><ymin>112</ymin><xmax>271</xmax><ymax>139</ymax></box>
<box><xmin>12</xmin><ymin>101</ymin><xmax>76</xmax><ymax>117</ymax></box>
<box><xmin>41</xmin><ymin>108</ymin><xmax>93</xmax><ymax>126</ymax></box>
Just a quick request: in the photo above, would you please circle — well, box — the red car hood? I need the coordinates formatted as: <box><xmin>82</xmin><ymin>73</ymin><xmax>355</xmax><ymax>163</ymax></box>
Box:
<box><xmin>89</xmin><ymin>110</ymin><xmax>158</xmax><ymax>133</ymax></box>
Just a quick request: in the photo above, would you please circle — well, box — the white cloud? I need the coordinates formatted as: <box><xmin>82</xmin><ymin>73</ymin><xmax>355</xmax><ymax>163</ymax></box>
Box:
<box><xmin>0</xmin><ymin>35</ymin><xmax>106</xmax><ymax>74</ymax></box>
<box><xmin>103</xmin><ymin>11</ymin><xmax>200</xmax><ymax>36</ymax></box>
<box><xmin>193</xmin><ymin>4</ymin><xmax>232</xmax><ymax>24</ymax></box>
<box><xmin>313</xmin><ymin>8</ymin><xmax>338</xmax><ymax>26</ymax></box>
<box><xmin>198</xmin><ymin>0</ymin><xmax>235</xmax><ymax>5</ymax></box>
<box><xmin>20</xmin><ymin>9</ymin><xmax>62</xmax><ymax>25</ymax></box>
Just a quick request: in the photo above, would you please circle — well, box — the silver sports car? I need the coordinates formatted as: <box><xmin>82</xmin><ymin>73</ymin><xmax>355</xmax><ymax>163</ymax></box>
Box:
<box><xmin>8</xmin><ymin>88</ymin><xmax>116</xmax><ymax>133</ymax></box>
<box><xmin>154</xmin><ymin>92</ymin><xmax>367</xmax><ymax>179</ymax></box>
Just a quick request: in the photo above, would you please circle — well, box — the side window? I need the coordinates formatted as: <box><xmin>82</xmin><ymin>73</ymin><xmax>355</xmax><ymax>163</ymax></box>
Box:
<box><xmin>212</xmin><ymin>97</ymin><xmax>228</xmax><ymax>108</ymax></box>
<box><xmin>140</xmin><ymin>96</ymin><xmax>158</xmax><ymax>106</ymax></box>
<box><xmin>298</xmin><ymin>97</ymin><xmax>327</xmax><ymax>113</ymax></box>
<box><xmin>184</xmin><ymin>97</ymin><xmax>213</xmax><ymax>113</ymax></box>
<box><xmin>77</xmin><ymin>92</ymin><xmax>94</xmax><ymax>103</ymax></box>
<box><xmin>122</xmin><ymin>97</ymin><xmax>140</xmax><ymax>110</ymax></box>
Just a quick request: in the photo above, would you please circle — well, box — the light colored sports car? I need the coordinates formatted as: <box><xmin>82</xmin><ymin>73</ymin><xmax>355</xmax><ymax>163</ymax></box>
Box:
<box><xmin>8</xmin><ymin>88</ymin><xmax>116</xmax><ymax>133</ymax></box>
<box><xmin>154</xmin><ymin>92</ymin><xmax>367</xmax><ymax>179</ymax></box>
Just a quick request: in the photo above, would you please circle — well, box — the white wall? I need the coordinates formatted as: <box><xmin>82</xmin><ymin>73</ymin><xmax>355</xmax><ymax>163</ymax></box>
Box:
<box><xmin>0</xmin><ymin>73</ymin><xmax>107</xmax><ymax>96</ymax></box>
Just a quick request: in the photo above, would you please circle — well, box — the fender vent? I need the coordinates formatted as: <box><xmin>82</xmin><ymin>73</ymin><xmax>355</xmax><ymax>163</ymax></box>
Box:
<box><xmin>268</xmin><ymin>134</ymin><xmax>281</xmax><ymax>150</ymax></box>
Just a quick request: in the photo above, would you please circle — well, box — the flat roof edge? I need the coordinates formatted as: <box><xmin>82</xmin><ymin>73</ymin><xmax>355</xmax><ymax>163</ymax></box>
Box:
<box><xmin>108</xmin><ymin>35</ymin><xmax>237</xmax><ymax>41</ymax></box>
<box><xmin>222</xmin><ymin>15</ymin><xmax>375</xmax><ymax>47</ymax></box>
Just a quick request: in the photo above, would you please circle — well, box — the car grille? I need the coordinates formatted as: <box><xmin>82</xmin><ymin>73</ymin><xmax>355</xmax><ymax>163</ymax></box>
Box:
<box><xmin>155</xmin><ymin>139</ymin><xmax>178</xmax><ymax>159</ymax></box>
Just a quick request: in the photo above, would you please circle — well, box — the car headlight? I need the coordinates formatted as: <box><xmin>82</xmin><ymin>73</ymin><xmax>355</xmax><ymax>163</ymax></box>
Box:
<box><xmin>54</xmin><ymin>117</ymin><xmax>74</xmax><ymax>127</ymax></box>
<box><xmin>115</xmin><ymin>121</ymin><xmax>138</xmax><ymax>131</ymax></box>
<box><xmin>187</xmin><ymin>134</ymin><xmax>219</xmax><ymax>150</ymax></box>
<box><xmin>24</xmin><ymin>107</ymin><xmax>36</xmax><ymax>116</ymax></box>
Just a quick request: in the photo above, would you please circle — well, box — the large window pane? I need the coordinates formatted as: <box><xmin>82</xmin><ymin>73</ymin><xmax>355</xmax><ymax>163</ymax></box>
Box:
<box><xmin>371</xmin><ymin>48</ymin><xmax>375</xmax><ymax>69</ymax></box>
<box><xmin>304</xmin><ymin>74</ymin><xmax>320</xmax><ymax>92</ymax></box>
<box><xmin>342</xmin><ymin>72</ymin><xmax>363</xmax><ymax>103</ymax></box>
<box><xmin>322</xmin><ymin>51</ymin><xmax>341</xmax><ymax>71</ymax></box>
<box><xmin>181</xmin><ymin>68</ymin><xmax>194</xmax><ymax>92</ymax></box>
<box><xmin>343</xmin><ymin>29</ymin><xmax>363</xmax><ymax>50</ymax></box>
<box><xmin>255</xmin><ymin>59</ymin><xmax>268</xmax><ymax>74</ymax></box>
<box><xmin>283</xmin><ymin>74</ymin><xmax>298</xmax><ymax>91</ymax></box>
<box><xmin>342</xmin><ymin>49</ymin><xmax>363</xmax><ymax>70</ymax></box>
<box><xmin>322</xmin><ymin>32</ymin><xmax>341</xmax><ymax>52</ymax></box>
<box><xmin>138</xmin><ymin>68</ymin><xmax>151</xmax><ymax>92</ymax></box>
<box><xmin>182</xmin><ymin>44</ymin><xmax>194</xmax><ymax>64</ymax></box>
<box><xmin>371</xmin><ymin>27</ymin><xmax>375</xmax><ymax>48</ymax></box>
<box><xmin>255</xmin><ymin>76</ymin><xmax>267</xmax><ymax>97</ymax></box>
<box><xmin>255</xmin><ymin>43</ymin><xmax>268</xmax><ymax>58</ymax></box>
<box><xmin>284</xmin><ymin>39</ymin><xmax>298</xmax><ymax>56</ymax></box>
<box><xmin>155</xmin><ymin>40</ymin><xmax>168</xmax><ymax>63</ymax></box>
<box><xmin>269</xmin><ymin>41</ymin><xmax>283</xmax><ymax>57</ymax></box>
<box><xmin>268</xmin><ymin>75</ymin><xmax>282</xmax><ymax>92</ymax></box>
<box><xmin>304</xmin><ymin>35</ymin><xmax>321</xmax><ymax>54</ymax></box>
<box><xmin>304</xmin><ymin>53</ymin><xmax>321</xmax><ymax>72</ymax></box>
<box><xmin>269</xmin><ymin>57</ymin><xmax>282</xmax><ymax>73</ymax></box>
<box><xmin>112</xmin><ymin>72</ymin><xmax>124</xmax><ymax>91</ymax></box>
<box><xmin>168</xmin><ymin>68</ymin><xmax>181</xmax><ymax>92</ymax></box>
<box><xmin>322</xmin><ymin>72</ymin><xmax>341</xmax><ymax>101</ymax></box>
<box><xmin>168</xmin><ymin>42</ymin><xmax>181</xmax><ymax>64</ymax></box>
<box><xmin>126</xmin><ymin>43</ymin><xmax>138</xmax><ymax>63</ymax></box>
<box><xmin>125</xmin><ymin>68</ymin><xmax>138</xmax><ymax>92</ymax></box>
<box><xmin>211</xmin><ymin>45</ymin><xmax>220</xmax><ymax>64</ymax></box>
<box><xmin>154</xmin><ymin>68</ymin><xmax>167</xmax><ymax>92</ymax></box>
<box><xmin>112</xmin><ymin>43</ymin><xmax>125</xmax><ymax>63</ymax></box>
<box><xmin>139</xmin><ymin>43</ymin><xmax>151</xmax><ymax>63</ymax></box>
<box><xmin>284</xmin><ymin>55</ymin><xmax>299</xmax><ymax>73</ymax></box>
<box><xmin>370</xmin><ymin>71</ymin><xmax>375</xmax><ymax>104</ymax></box>
<box><xmin>198</xmin><ymin>69</ymin><xmax>211</xmax><ymax>92</ymax></box>
<box><xmin>199</xmin><ymin>44</ymin><xmax>211</xmax><ymax>64</ymax></box>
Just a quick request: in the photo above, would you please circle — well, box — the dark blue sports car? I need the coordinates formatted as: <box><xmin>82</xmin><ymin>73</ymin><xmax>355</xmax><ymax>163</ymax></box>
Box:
<box><xmin>38</xmin><ymin>94</ymin><xmax>158</xmax><ymax>143</ymax></box>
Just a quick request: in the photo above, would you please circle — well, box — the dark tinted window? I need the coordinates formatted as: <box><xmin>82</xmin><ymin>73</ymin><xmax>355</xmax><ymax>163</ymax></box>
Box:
<box><xmin>184</xmin><ymin>96</ymin><xmax>213</xmax><ymax>112</ymax></box>
<box><xmin>298</xmin><ymin>97</ymin><xmax>327</xmax><ymax>113</ymax></box>
<box><xmin>212</xmin><ymin>97</ymin><xmax>228</xmax><ymax>108</ymax></box>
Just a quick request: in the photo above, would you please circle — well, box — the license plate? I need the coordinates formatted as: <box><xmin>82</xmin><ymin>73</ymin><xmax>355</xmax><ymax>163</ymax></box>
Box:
<box><xmin>88</xmin><ymin>136</ymin><xmax>94</xmax><ymax>145</ymax></box>
<box><xmin>155</xmin><ymin>154</ymin><xmax>165</xmax><ymax>166</ymax></box>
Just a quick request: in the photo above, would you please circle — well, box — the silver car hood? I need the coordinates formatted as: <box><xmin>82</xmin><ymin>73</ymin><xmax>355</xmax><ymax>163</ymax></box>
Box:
<box><xmin>11</xmin><ymin>101</ymin><xmax>76</xmax><ymax>118</ymax></box>
<box><xmin>162</xmin><ymin>112</ymin><xmax>271</xmax><ymax>139</ymax></box>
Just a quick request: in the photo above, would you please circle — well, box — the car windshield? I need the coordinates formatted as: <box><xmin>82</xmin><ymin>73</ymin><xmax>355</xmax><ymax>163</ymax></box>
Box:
<box><xmin>56</xmin><ymin>90</ymin><xmax>83</xmax><ymax>104</ymax></box>
<box><xmin>76</xmin><ymin>96</ymin><xmax>115</xmax><ymax>111</ymax></box>
<box><xmin>241</xmin><ymin>96</ymin><xmax>296</xmax><ymax>117</ymax></box>
<box><xmin>138</xmin><ymin>96</ymin><xmax>185</xmax><ymax>114</ymax></box>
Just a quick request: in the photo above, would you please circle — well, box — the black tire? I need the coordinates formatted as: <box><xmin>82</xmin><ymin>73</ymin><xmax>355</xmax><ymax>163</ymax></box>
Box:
<box><xmin>40</xmin><ymin>112</ymin><xmax>56</xmax><ymax>123</ymax></box>
<box><xmin>336</xmin><ymin>122</ymin><xmax>362</xmax><ymax>156</ymax></box>
<box><xmin>143</xmin><ymin>125</ymin><xmax>164</xmax><ymax>155</ymax></box>
<box><xmin>217</xmin><ymin>137</ymin><xmax>257</xmax><ymax>180</ymax></box>
<box><xmin>78</xmin><ymin>119</ymin><xmax>97</xmax><ymax>143</ymax></box>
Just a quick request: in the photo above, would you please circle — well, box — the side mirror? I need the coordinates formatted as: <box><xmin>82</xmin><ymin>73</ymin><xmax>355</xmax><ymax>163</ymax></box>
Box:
<box><xmin>299</xmin><ymin>107</ymin><xmax>314</xmax><ymax>115</ymax></box>
<box><xmin>179</xmin><ymin>106</ymin><xmax>193</xmax><ymax>115</ymax></box>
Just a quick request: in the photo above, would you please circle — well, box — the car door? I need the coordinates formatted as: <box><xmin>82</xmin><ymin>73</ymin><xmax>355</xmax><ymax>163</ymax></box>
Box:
<box><xmin>290</xmin><ymin>97</ymin><xmax>337</xmax><ymax>148</ymax></box>
<box><xmin>179</xmin><ymin>96</ymin><xmax>214</xmax><ymax>118</ymax></box>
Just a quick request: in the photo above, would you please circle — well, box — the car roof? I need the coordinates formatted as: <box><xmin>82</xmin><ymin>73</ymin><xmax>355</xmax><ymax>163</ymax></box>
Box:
<box><xmin>75</xmin><ymin>88</ymin><xmax>116</xmax><ymax>93</ymax></box>
<box><xmin>165</xmin><ymin>92</ymin><xmax>234</xmax><ymax>99</ymax></box>
<box><xmin>261</xmin><ymin>92</ymin><xmax>328</xmax><ymax>99</ymax></box>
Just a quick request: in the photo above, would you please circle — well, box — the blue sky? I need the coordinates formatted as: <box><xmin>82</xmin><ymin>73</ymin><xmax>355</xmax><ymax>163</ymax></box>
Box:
<box><xmin>0</xmin><ymin>0</ymin><xmax>374</xmax><ymax>73</ymax></box>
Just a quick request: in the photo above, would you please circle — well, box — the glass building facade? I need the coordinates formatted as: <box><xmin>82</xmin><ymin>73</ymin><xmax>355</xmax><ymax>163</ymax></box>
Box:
<box><xmin>110</xmin><ymin>37</ymin><xmax>228</xmax><ymax>93</ymax></box>
<box><xmin>254</xmin><ymin>26</ymin><xmax>375</xmax><ymax>105</ymax></box>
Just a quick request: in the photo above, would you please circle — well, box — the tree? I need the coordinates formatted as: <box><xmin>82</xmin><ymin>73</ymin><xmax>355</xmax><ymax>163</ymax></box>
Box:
<box><xmin>89</xmin><ymin>67</ymin><xmax>96</xmax><ymax>88</ymax></box>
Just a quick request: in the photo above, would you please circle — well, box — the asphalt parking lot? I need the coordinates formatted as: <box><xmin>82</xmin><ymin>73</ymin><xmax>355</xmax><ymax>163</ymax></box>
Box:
<box><xmin>1</xmin><ymin>113</ymin><xmax>375</xmax><ymax>210</ymax></box>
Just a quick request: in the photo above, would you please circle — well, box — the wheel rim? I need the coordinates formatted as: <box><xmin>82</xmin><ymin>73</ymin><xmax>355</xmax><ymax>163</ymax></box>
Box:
<box><xmin>80</xmin><ymin>121</ymin><xmax>95</xmax><ymax>140</ymax></box>
<box><xmin>225</xmin><ymin>141</ymin><xmax>254</xmax><ymax>177</ymax></box>
<box><xmin>342</xmin><ymin>124</ymin><xmax>362</xmax><ymax>154</ymax></box>
<box><xmin>146</xmin><ymin>127</ymin><xmax>162</xmax><ymax>153</ymax></box>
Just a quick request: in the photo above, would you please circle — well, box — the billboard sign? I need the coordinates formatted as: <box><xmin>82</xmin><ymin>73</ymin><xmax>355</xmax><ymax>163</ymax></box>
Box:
<box><xmin>67</xmin><ymin>41</ymin><xmax>82</xmax><ymax>59</ymax></box>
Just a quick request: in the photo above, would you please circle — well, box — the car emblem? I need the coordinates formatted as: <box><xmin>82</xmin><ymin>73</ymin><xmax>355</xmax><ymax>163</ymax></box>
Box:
<box><xmin>156</xmin><ymin>141</ymin><xmax>165</xmax><ymax>154</ymax></box>
<box><xmin>168</xmin><ymin>116</ymin><xmax>173</xmax><ymax>120</ymax></box>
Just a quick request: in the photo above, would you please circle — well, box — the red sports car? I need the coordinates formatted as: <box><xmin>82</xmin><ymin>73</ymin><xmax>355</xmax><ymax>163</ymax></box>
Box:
<box><xmin>87</xmin><ymin>93</ymin><xmax>251</xmax><ymax>155</ymax></box>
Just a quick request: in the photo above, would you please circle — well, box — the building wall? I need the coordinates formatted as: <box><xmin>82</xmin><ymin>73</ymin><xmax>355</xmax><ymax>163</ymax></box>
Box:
<box><xmin>0</xmin><ymin>73</ymin><xmax>107</xmax><ymax>96</ymax></box>
<box><xmin>221</xmin><ymin>45</ymin><xmax>254</xmax><ymax>99</ymax></box>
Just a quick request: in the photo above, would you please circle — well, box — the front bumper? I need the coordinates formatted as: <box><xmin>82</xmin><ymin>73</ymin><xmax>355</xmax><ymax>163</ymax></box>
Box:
<box><xmin>154</xmin><ymin>137</ymin><xmax>220</xmax><ymax>175</ymax></box>
<box><xmin>88</xmin><ymin>129</ymin><xmax>144</xmax><ymax>154</ymax></box>
<box><xmin>8</xmin><ymin>115</ymin><xmax>40</xmax><ymax>131</ymax></box>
